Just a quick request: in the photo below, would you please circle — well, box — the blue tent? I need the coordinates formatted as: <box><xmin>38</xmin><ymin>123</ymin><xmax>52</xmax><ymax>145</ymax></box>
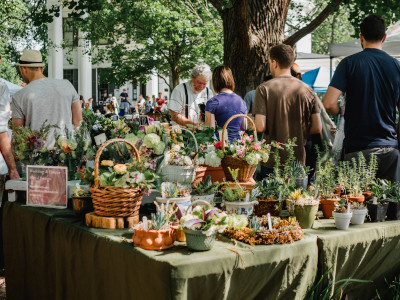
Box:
<box><xmin>302</xmin><ymin>67</ymin><xmax>333</xmax><ymax>93</ymax></box>
<box><xmin>0</xmin><ymin>78</ymin><xmax>23</xmax><ymax>95</ymax></box>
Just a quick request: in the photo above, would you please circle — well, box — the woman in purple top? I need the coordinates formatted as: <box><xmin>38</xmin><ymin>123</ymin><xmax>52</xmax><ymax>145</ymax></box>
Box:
<box><xmin>205</xmin><ymin>66</ymin><xmax>247</xmax><ymax>142</ymax></box>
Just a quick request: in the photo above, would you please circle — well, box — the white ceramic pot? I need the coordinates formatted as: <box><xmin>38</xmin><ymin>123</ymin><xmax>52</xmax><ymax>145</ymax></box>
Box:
<box><xmin>191</xmin><ymin>194</ymin><xmax>215</xmax><ymax>205</ymax></box>
<box><xmin>160</xmin><ymin>165</ymin><xmax>195</xmax><ymax>183</ymax></box>
<box><xmin>333</xmin><ymin>211</ymin><xmax>353</xmax><ymax>230</ymax></box>
<box><xmin>351</xmin><ymin>208</ymin><xmax>368</xmax><ymax>225</ymax></box>
<box><xmin>224</xmin><ymin>200</ymin><xmax>258</xmax><ymax>215</ymax></box>
<box><xmin>156</xmin><ymin>196</ymin><xmax>192</xmax><ymax>211</ymax></box>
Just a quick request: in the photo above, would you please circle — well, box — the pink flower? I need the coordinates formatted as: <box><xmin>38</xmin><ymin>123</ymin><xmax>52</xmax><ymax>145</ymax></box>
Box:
<box><xmin>254</xmin><ymin>143</ymin><xmax>261</xmax><ymax>151</ymax></box>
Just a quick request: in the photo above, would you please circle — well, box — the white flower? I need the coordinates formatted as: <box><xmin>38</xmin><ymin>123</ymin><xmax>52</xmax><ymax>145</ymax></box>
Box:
<box><xmin>197</xmin><ymin>157</ymin><xmax>205</xmax><ymax>165</ymax></box>
<box><xmin>183</xmin><ymin>156</ymin><xmax>193</xmax><ymax>166</ymax></box>
<box><xmin>130</xmin><ymin>171</ymin><xmax>145</xmax><ymax>183</ymax></box>
<box><xmin>153</xmin><ymin>142</ymin><xmax>165</xmax><ymax>155</ymax></box>
<box><xmin>143</xmin><ymin>133</ymin><xmax>161</xmax><ymax>149</ymax></box>
<box><xmin>172</xmin><ymin>144</ymin><xmax>181</xmax><ymax>151</ymax></box>
<box><xmin>205</xmin><ymin>151</ymin><xmax>222</xmax><ymax>167</ymax></box>
<box><xmin>206</xmin><ymin>145</ymin><xmax>215</xmax><ymax>153</ymax></box>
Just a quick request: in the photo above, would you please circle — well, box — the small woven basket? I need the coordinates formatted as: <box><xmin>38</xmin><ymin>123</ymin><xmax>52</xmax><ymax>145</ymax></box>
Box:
<box><xmin>90</xmin><ymin>138</ymin><xmax>143</xmax><ymax>217</ymax></box>
<box><xmin>221</xmin><ymin>114</ymin><xmax>258</xmax><ymax>182</ymax></box>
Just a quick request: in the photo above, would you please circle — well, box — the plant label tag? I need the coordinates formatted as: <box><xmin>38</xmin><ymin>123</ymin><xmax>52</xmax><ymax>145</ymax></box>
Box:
<box><xmin>267</xmin><ymin>213</ymin><xmax>272</xmax><ymax>231</ymax></box>
<box><xmin>94</xmin><ymin>133</ymin><xmax>107</xmax><ymax>146</ymax></box>
<box><xmin>143</xmin><ymin>216</ymin><xmax>148</xmax><ymax>230</ymax></box>
<box><xmin>245</xmin><ymin>193</ymin><xmax>250</xmax><ymax>202</ymax></box>
<box><xmin>373</xmin><ymin>197</ymin><xmax>378</xmax><ymax>205</ymax></box>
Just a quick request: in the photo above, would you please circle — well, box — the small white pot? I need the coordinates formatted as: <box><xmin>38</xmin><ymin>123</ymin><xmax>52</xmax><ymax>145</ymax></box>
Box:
<box><xmin>160</xmin><ymin>165</ymin><xmax>195</xmax><ymax>183</ymax></box>
<box><xmin>224</xmin><ymin>200</ymin><xmax>258</xmax><ymax>215</ymax></box>
<box><xmin>156</xmin><ymin>196</ymin><xmax>192</xmax><ymax>211</ymax></box>
<box><xmin>191</xmin><ymin>194</ymin><xmax>215</xmax><ymax>205</ymax></box>
<box><xmin>333</xmin><ymin>211</ymin><xmax>353</xmax><ymax>230</ymax></box>
<box><xmin>351</xmin><ymin>208</ymin><xmax>368</xmax><ymax>225</ymax></box>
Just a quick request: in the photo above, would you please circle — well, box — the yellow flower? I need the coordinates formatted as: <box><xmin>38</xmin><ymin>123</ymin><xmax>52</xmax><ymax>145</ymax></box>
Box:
<box><xmin>113</xmin><ymin>164</ymin><xmax>127</xmax><ymax>174</ymax></box>
<box><xmin>101</xmin><ymin>160</ymin><xmax>114</xmax><ymax>167</ymax></box>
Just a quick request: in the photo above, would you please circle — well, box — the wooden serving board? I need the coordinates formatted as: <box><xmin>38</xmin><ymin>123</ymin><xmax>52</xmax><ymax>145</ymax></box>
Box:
<box><xmin>85</xmin><ymin>212</ymin><xmax>139</xmax><ymax>229</ymax></box>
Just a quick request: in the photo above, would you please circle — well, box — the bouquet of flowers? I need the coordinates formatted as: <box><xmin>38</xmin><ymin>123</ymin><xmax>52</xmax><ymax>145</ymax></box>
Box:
<box><xmin>217</xmin><ymin>132</ymin><xmax>271</xmax><ymax>165</ymax></box>
<box><xmin>180</xmin><ymin>205</ymin><xmax>228</xmax><ymax>236</ymax></box>
<box><xmin>165</xmin><ymin>144</ymin><xmax>196</xmax><ymax>166</ymax></box>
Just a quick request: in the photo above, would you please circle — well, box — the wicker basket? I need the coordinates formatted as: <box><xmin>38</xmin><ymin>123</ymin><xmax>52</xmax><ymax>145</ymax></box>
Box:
<box><xmin>90</xmin><ymin>138</ymin><xmax>143</xmax><ymax>217</ymax></box>
<box><xmin>221</xmin><ymin>114</ymin><xmax>258</xmax><ymax>182</ymax></box>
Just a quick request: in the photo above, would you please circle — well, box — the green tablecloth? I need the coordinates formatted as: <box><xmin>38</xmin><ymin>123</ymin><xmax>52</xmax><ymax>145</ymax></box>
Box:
<box><xmin>308</xmin><ymin>219</ymin><xmax>400</xmax><ymax>299</ymax></box>
<box><xmin>3</xmin><ymin>202</ymin><xmax>318</xmax><ymax>300</ymax></box>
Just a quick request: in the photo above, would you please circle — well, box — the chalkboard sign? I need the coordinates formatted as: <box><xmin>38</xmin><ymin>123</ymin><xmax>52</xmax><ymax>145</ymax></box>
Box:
<box><xmin>139</xmin><ymin>115</ymin><xmax>149</xmax><ymax>126</ymax></box>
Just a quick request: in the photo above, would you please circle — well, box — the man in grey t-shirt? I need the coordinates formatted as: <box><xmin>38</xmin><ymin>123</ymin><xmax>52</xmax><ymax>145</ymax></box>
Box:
<box><xmin>12</xmin><ymin>49</ymin><xmax>82</xmax><ymax>147</ymax></box>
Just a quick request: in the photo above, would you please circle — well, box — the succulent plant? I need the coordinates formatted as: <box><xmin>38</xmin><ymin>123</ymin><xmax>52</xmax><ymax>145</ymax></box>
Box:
<box><xmin>249</xmin><ymin>216</ymin><xmax>262</xmax><ymax>233</ymax></box>
<box><xmin>151</xmin><ymin>209</ymin><xmax>168</xmax><ymax>230</ymax></box>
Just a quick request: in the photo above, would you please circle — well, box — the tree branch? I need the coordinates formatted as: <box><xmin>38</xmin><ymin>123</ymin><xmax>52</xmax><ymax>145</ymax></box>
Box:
<box><xmin>209</xmin><ymin>0</ymin><xmax>223</xmax><ymax>14</ymax></box>
<box><xmin>284</xmin><ymin>0</ymin><xmax>345</xmax><ymax>46</ymax></box>
<box><xmin>157</xmin><ymin>73</ymin><xmax>173</xmax><ymax>91</ymax></box>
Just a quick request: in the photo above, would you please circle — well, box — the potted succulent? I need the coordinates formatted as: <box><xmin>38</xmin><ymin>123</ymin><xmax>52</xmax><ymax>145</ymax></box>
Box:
<box><xmin>350</xmin><ymin>202</ymin><xmax>368</xmax><ymax>225</ymax></box>
<box><xmin>314</xmin><ymin>148</ymin><xmax>339</xmax><ymax>219</ymax></box>
<box><xmin>180</xmin><ymin>200</ymin><xmax>228</xmax><ymax>251</ymax></box>
<box><xmin>368</xmin><ymin>179</ymin><xmax>390</xmax><ymax>222</ymax></box>
<box><xmin>132</xmin><ymin>202</ymin><xmax>176</xmax><ymax>250</ymax></box>
<box><xmin>386</xmin><ymin>181</ymin><xmax>400</xmax><ymax>220</ymax></box>
<box><xmin>337</xmin><ymin>159</ymin><xmax>365</xmax><ymax>202</ymax></box>
<box><xmin>191</xmin><ymin>176</ymin><xmax>218</xmax><ymax>204</ymax></box>
<box><xmin>333</xmin><ymin>198</ymin><xmax>352</xmax><ymax>230</ymax></box>
<box><xmin>291</xmin><ymin>160</ymin><xmax>310</xmax><ymax>190</ymax></box>
<box><xmin>289</xmin><ymin>189</ymin><xmax>319</xmax><ymax>229</ymax></box>
<box><xmin>71</xmin><ymin>183</ymin><xmax>93</xmax><ymax>216</ymax></box>
<box><xmin>254</xmin><ymin>176</ymin><xmax>284</xmax><ymax>217</ymax></box>
<box><xmin>358</xmin><ymin>152</ymin><xmax>378</xmax><ymax>200</ymax></box>
<box><xmin>156</xmin><ymin>182</ymin><xmax>192</xmax><ymax>211</ymax></box>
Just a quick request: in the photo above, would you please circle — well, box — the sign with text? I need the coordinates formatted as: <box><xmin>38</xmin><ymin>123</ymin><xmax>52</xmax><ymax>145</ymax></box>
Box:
<box><xmin>27</xmin><ymin>166</ymin><xmax>68</xmax><ymax>208</ymax></box>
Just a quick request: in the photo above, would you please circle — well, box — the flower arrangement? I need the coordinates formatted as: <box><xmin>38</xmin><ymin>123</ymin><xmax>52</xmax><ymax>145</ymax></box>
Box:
<box><xmin>224</xmin><ymin>216</ymin><xmax>304</xmax><ymax>246</ymax></box>
<box><xmin>216</xmin><ymin>132</ymin><xmax>270</xmax><ymax>165</ymax></box>
<box><xmin>180</xmin><ymin>205</ymin><xmax>228</xmax><ymax>236</ymax></box>
<box><xmin>165</xmin><ymin>144</ymin><xmax>196</xmax><ymax>166</ymax></box>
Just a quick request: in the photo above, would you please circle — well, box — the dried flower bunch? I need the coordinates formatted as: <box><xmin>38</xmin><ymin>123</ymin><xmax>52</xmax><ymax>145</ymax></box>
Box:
<box><xmin>224</xmin><ymin>216</ymin><xmax>304</xmax><ymax>246</ymax></box>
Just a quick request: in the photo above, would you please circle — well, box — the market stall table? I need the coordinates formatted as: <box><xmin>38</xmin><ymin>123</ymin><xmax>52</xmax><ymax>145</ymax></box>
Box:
<box><xmin>308</xmin><ymin>219</ymin><xmax>400</xmax><ymax>299</ymax></box>
<box><xmin>3</xmin><ymin>202</ymin><xmax>318</xmax><ymax>300</ymax></box>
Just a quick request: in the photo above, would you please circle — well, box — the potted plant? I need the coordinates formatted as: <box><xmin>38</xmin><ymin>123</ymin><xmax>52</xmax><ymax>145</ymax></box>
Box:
<box><xmin>358</xmin><ymin>152</ymin><xmax>378</xmax><ymax>200</ymax></box>
<box><xmin>254</xmin><ymin>177</ymin><xmax>284</xmax><ymax>217</ymax></box>
<box><xmin>156</xmin><ymin>182</ymin><xmax>192</xmax><ymax>211</ymax></box>
<box><xmin>180</xmin><ymin>200</ymin><xmax>228</xmax><ymax>251</ymax></box>
<box><xmin>218</xmin><ymin>114</ymin><xmax>271</xmax><ymax>182</ymax></box>
<box><xmin>222</xmin><ymin>168</ymin><xmax>261</xmax><ymax>215</ymax></box>
<box><xmin>386</xmin><ymin>181</ymin><xmax>400</xmax><ymax>220</ymax></box>
<box><xmin>314</xmin><ymin>147</ymin><xmax>339</xmax><ymax>219</ymax></box>
<box><xmin>350</xmin><ymin>202</ymin><xmax>368</xmax><ymax>225</ymax></box>
<box><xmin>368</xmin><ymin>179</ymin><xmax>390</xmax><ymax>222</ymax></box>
<box><xmin>291</xmin><ymin>160</ymin><xmax>310</xmax><ymax>190</ymax></box>
<box><xmin>191</xmin><ymin>176</ymin><xmax>217</xmax><ymax>204</ymax></box>
<box><xmin>71</xmin><ymin>183</ymin><xmax>93</xmax><ymax>216</ymax></box>
<box><xmin>289</xmin><ymin>189</ymin><xmax>319</xmax><ymax>229</ymax></box>
<box><xmin>132</xmin><ymin>202</ymin><xmax>176</xmax><ymax>250</ymax></box>
<box><xmin>333</xmin><ymin>198</ymin><xmax>352</xmax><ymax>230</ymax></box>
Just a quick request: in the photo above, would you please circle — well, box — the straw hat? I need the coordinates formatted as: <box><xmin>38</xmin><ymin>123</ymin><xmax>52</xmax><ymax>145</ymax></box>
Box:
<box><xmin>16</xmin><ymin>49</ymin><xmax>45</xmax><ymax>67</ymax></box>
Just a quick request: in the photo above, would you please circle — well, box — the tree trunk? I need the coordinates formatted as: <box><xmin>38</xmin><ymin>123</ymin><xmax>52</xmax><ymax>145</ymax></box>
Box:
<box><xmin>220</xmin><ymin>0</ymin><xmax>290</xmax><ymax>97</ymax></box>
<box><xmin>171</xmin><ymin>66</ymin><xmax>181</xmax><ymax>89</ymax></box>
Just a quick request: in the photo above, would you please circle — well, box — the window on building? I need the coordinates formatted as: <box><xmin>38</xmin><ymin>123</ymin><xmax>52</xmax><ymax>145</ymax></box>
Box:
<box><xmin>64</xmin><ymin>69</ymin><xmax>78</xmax><ymax>92</ymax></box>
<box><xmin>63</xmin><ymin>18</ymin><xmax>78</xmax><ymax>47</ymax></box>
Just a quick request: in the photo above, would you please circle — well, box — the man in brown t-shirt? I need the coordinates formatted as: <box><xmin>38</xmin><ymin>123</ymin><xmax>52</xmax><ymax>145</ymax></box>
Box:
<box><xmin>253</xmin><ymin>44</ymin><xmax>322</xmax><ymax>178</ymax></box>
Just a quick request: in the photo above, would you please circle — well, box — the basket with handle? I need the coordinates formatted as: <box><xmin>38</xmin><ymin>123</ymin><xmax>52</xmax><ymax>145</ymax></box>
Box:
<box><xmin>182</xmin><ymin>200</ymin><xmax>215</xmax><ymax>251</ymax></box>
<box><xmin>90</xmin><ymin>138</ymin><xmax>143</xmax><ymax>217</ymax></box>
<box><xmin>221</xmin><ymin>114</ymin><xmax>258</xmax><ymax>182</ymax></box>
<box><xmin>160</xmin><ymin>127</ymin><xmax>199</xmax><ymax>183</ymax></box>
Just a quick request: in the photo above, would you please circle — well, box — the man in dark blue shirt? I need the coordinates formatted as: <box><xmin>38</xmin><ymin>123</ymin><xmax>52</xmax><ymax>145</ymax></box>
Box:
<box><xmin>324</xmin><ymin>14</ymin><xmax>400</xmax><ymax>182</ymax></box>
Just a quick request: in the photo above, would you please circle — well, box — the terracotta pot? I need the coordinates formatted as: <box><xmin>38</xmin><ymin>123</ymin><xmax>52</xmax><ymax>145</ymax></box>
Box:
<box><xmin>320</xmin><ymin>198</ymin><xmax>339</xmax><ymax>219</ymax></box>
<box><xmin>254</xmin><ymin>199</ymin><xmax>282</xmax><ymax>217</ymax></box>
<box><xmin>203</xmin><ymin>165</ymin><xmax>225</xmax><ymax>183</ymax></box>
<box><xmin>193</xmin><ymin>166</ymin><xmax>207</xmax><ymax>185</ymax></box>
<box><xmin>347</xmin><ymin>195</ymin><xmax>365</xmax><ymax>203</ymax></box>
<box><xmin>226</xmin><ymin>178</ymin><xmax>256</xmax><ymax>194</ymax></box>
<box><xmin>362</xmin><ymin>191</ymin><xmax>373</xmax><ymax>200</ymax></box>
<box><xmin>171</xmin><ymin>225</ymin><xmax>186</xmax><ymax>242</ymax></box>
<box><xmin>132</xmin><ymin>228</ymin><xmax>175</xmax><ymax>250</ymax></box>
<box><xmin>335</xmin><ymin>186</ymin><xmax>342</xmax><ymax>197</ymax></box>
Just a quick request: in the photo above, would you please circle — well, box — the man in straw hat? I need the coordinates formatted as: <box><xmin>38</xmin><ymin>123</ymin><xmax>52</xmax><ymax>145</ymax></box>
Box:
<box><xmin>12</xmin><ymin>49</ymin><xmax>82</xmax><ymax>146</ymax></box>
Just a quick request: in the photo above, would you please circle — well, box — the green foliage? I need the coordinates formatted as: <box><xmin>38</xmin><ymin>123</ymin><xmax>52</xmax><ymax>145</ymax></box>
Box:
<box><xmin>151</xmin><ymin>209</ymin><xmax>168</xmax><ymax>230</ymax></box>
<box><xmin>0</xmin><ymin>57</ymin><xmax>21</xmax><ymax>84</ymax></box>
<box><xmin>370</xmin><ymin>179</ymin><xmax>391</xmax><ymax>202</ymax></box>
<box><xmin>249</xmin><ymin>216</ymin><xmax>261</xmax><ymax>233</ymax></box>
<box><xmin>192</xmin><ymin>176</ymin><xmax>217</xmax><ymax>196</ymax></box>
<box><xmin>314</xmin><ymin>144</ymin><xmax>337</xmax><ymax>199</ymax></box>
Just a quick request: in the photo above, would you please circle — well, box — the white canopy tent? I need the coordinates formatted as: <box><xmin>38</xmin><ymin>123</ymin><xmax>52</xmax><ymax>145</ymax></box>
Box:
<box><xmin>295</xmin><ymin>52</ymin><xmax>333</xmax><ymax>72</ymax></box>
<box><xmin>329</xmin><ymin>21</ymin><xmax>400</xmax><ymax>58</ymax></box>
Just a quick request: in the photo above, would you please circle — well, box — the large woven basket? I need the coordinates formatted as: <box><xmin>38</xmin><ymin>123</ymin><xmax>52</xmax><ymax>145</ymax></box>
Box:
<box><xmin>221</xmin><ymin>114</ymin><xmax>258</xmax><ymax>182</ymax></box>
<box><xmin>90</xmin><ymin>138</ymin><xmax>143</xmax><ymax>217</ymax></box>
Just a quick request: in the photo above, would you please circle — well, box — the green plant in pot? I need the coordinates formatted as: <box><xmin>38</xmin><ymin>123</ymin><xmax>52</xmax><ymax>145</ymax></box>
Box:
<box><xmin>191</xmin><ymin>176</ymin><xmax>218</xmax><ymax>204</ymax></box>
<box><xmin>347</xmin><ymin>157</ymin><xmax>365</xmax><ymax>202</ymax></box>
<box><xmin>289</xmin><ymin>189</ymin><xmax>319</xmax><ymax>229</ymax></box>
<box><xmin>71</xmin><ymin>184</ymin><xmax>93</xmax><ymax>216</ymax></box>
<box><xmin>358</xmin><ymin>152</ymin><xmax>378</xmax><ymax>199</ymax></box>
<box><xmin>314</xmin><ymin>146</ymin><xmax>339</xmax><ymax>219</ymax></box>
<box><xmin>132</xmin><ymin>202</ymin><xmax>176</xmax><ymax>250</ymax></box>
<box><xmin>384</xmin><ymin>181</ymin><xmax>400</xmax><ymax>220</ymax></box>
<box><xmin>333</xmin><ymin>198</ymin><xmax>352</xmax><ymax>230</ymax></box>
<box><xmin>291</xmin><ymin>160</ymin><xmax>310</xmax><ymax>191</ymax></box>
<box><xmin>368</xmin><ymin>179</ymin><xmax>390</xmax><ymax>222</ymax></box>
<box><xmin>254</xmin><ymin>176</ymin><xmax>284</xmax><ymax>217</ymax></box>
<box><xmin>156</xmin><ymin>182</ymin><xmax>192</xmax><ymax>211</ymax></box>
